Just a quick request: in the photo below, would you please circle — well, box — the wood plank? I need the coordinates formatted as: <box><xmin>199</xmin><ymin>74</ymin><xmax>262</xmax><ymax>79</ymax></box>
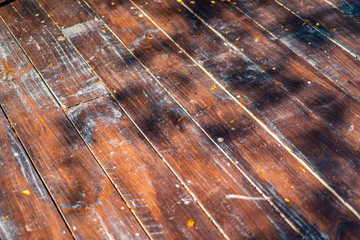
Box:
<box><xmin>325</xmin><ymin>0</ymin><xmax>360</xmax><ymax>20</ymax></box>
<box><xmin>0</xmin><ymin>0</ymin><xmax>108</xmax><ymax>108</ymax></box>
<box><xmin>222</xmin><ymin>0</ymin><xmax>360</xmax><ymax>102</ymax></box>
<box><xmin>37</xmin><ymin>0</ymin><xmax>359</xmax><ymax>237</ymax></box>
<box><xmin>0</xmin><ymin>110</ymin><xmax>72</xmax><ymax>239</ymax></box>
<box><xmin>67</xmin><ymin>96</ymin><xmax>224</xmax><ymax>239</ymax></box>
<box><xmin>62</xmin><ymin>19</ymin><xmax>299</xmax><ymax>239</ymax></box>
<box><xmin>156</xmin><ymin>0</ymin><xmax>360</xmax><ymax>210</ymax></box>
<box><xmin>0</xmin><ymin>20</ymin><xmax>147</xmax><ymax>239</ymax></box>
<box><xmin>76</xmin><ymin>0</ymin><xmax>360</xmax><ymax>237</ymax></box>
<box><xmin>276</xmin><ymin>0</ymin><xmax>360</xmax><ymax>58</ymax></box>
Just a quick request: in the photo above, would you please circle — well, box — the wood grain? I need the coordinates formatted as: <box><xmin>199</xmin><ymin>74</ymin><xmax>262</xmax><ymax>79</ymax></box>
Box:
<box><xmin>0</xmin><ymin>0</ymin><xmax>108</xmax><ymax>108</ymax></box>
<box><xmin>0</xmin><ymin>108</ymin><xmax>72</xmax><ymax>239</ymax></box>
<box><xmin>161</xmin><ymin>0</ymin><xmax>360</xmax><ymax>211</ymax></box>
<box><xmin>62</xmin><ymin>18</ymin><xmax>299</xmax><ymax>239</ymax></box>
<box><xmin>67</xmin><ymin>96</ymin><xmax>224</xmax><ymax>239</ymax></box>
<box><xmin>224</xmin><ymin>0</ymin><xmax>360</xmax><ymax>101</ymax></box>
<box><xmin>276</xmin><ymin>0</ymin><xmax>360</xmax><ymax>58</ymax></box>
<box><xmin>325</xmin><ymin>0</ymin><xmax>360</xmax><ymax>20</ymax></box>
<box><xmin>0</xmin><ymin>20</ymin><xmax>147</xmax><ymax>240</ymax></box>
<box><xmin>79</xmin><ymin>0</ymin><xmax>360</xmax><ymax>237</ymax></box>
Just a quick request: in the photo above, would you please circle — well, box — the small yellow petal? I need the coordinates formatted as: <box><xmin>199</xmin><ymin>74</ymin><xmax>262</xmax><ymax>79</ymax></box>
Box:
<box><xmin>22</xmin><ymin>190</ymin><xmax>30</xmax><ymax>195</ymax></box>
<box><xmin>187</xmin><ymin>219</ymin><xmax>195</xmax><ymax>227</ymax></box>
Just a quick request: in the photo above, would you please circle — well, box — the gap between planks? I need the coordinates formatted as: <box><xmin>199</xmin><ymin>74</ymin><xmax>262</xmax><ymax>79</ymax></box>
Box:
<box><xmin>0</xmin><ymin>15</ymin><xmax>152</xmax><ymax>240</ymax></box>
<box><xmin>228</xmin><ymin>2</ymin><xmax>360</xmax><ymax>104</ymax></box>
<box><xmin>80</xmin><ymin>0</ymin><xmax>304</xmax><ymax>234</ymax></box>
<box><xmin>127</xmin><ymin>0</ymin><xmax>360</xmax><ymax>222</ymax></box>
<box><xmin>274</xmin><ymin>0</ymin><xmax>360</xmax><ymax>60</ymax></box>
<box><xmin>0</xmin><ymin>80</ymin><xmax>76</xmax><ymax>239</ymax></box>
<box><xmin>33</xmin><ymin>1</ymin><xmax>229</xmax><ymax>238</ymax></box>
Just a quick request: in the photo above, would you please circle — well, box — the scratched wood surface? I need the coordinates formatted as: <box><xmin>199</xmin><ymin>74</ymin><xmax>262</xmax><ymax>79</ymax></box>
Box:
<box><xmin>51</xmin><ymin>0</ymin><xmax>360</xmax><ymax>238</ymax></box>
<box><xmin>0</xmin><ymin>20</ymin><xmax>147</xmax><ymax>239</ymax></box>
<box><xmin>1</xmin><ymin>0</ymin><xmax>360</xmax><ymax>239</ymax></box>
<box><xmin>0</xmin><ymin>0</ymin><xmax>107</xmax><ymax>108</ymax></box>
<box><xmin>225</xmin><ymin>0</ymin><xmax>360</xmax><ymax>101</ymax></box>
<box><xmin>326</xmin><ymin>0</ymin><xmax>360</xmax><ymax>20</ymax></box>
<box><xmin>0</xmin><ymin>107</ymin><xmax>72</xmax><ymax>239</ymax></box>
<box><xmin>62</xmin><ymin>19</ymin><xmax>298</xmax><ymax>239</ymax></box>
<box><xmin>171</xmin><ymin>0</ymin><xmax>360</xmax><ymax>210</ymax></box>
<box><xmin>67</xmin><ymin>96</ymin><xmax>224</xmax><ymax>239</ymax></box>
<box><xmin>276</xmin><ymin>0</ymin><xmax>360</xmax><ymax>58</ymax></box>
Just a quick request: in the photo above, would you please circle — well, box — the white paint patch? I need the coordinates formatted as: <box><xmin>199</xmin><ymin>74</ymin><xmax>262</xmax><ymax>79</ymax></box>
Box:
<box><xmin>226</xmin><ymin>194</ymin><xmax>265</xmax><ymax>201</ymax></box>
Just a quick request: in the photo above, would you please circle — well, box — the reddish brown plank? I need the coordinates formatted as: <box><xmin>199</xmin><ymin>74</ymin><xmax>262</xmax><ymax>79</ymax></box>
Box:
<box><xmin>155</xmin><ymin>0</ymin><xmax>360</xmax><ymax>209</ymax></box>
<box><xmin>67</xmin><ymin>96</ymin><xmax>224</xmax><ymax>239</ymax></box>
<box><xmin>223</xmin><ymin>0</ymin><xmax>360</xmax><ymax>102</ymax></box>
<box><xmin>76</xmin><ymin>0</ymin><xmax>360</xmax><ymax>237</ymax></box>
<box><xmin>62</xmin><ymin>19</ymin><xmax>299</xmax><ymax>239</ymax></box>
<box><xmin>0</xmin><ymin>0</ymin><xmax>108</xmax><ymax>108</ymax></box>
<box><xmin>46</xmin><ymin>2</ymin><xmax>358</xmax><ymax>238</ymax></box>
<box><xmin>0</xmin><ymin>110</ymin><xmax>72</xmax><ymax>239</ymax></box>
<box><xmin>276</xmin><ymin>0</ymin><xmax>360</xmax><ymax>58</ymax></box>
<box><xmin>0</xmin><ymin>20</ymin><xmax>147</xmax><ymax>239</ymax></box>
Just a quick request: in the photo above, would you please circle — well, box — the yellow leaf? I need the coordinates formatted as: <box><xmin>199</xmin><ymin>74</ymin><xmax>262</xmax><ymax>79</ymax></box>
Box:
<box><xmin>299</xmin><ymin>166</ymin><xmax>306</xmax><ymax>173</ymax></box>
<box><xmin>303</xmin><ymin>20</ymin><xmax>310</xmax><ymax>25</ymax></box>
<box><xmin>210</xmin><ymin>84</ymin><xmax>216</xmax><ymax>90</ymax></box>
<box><xmin>275</xmin><ymin>82</ymin><xmax>283</xmax><ymax>86</ymax></box>
<box><xmin>329</xmin><ymin>28</ymin><xmax>337</xmax><ymax>33</ymax></box>
<box><xmin>230</xmin><ymin>119</ymin><xmax>236</xmax><ymax>123</ymax></box>
<box><xmin>177</xmin><ymin>0</ymin><xmax>182</xmax><ymax>2</ymax></box>
<box><xmin>147</xmin><ymin>36</ymin><xmax>153</xmax><ymax>40</ymax></box>
<box><xmin>187</xmin><ymin>219</ymin><xmax>195</xmax><ymax>227</ymax></box>
<box><xmin>100</xmin><ymin>29</ymin><xmax>106</xmax><ymax>33</ymax></box>
<box><xmin>22</xmin><ymin>190</ymin><xmax>30</xmax><ymax>195</ymax></box>
<box><xmin>2</xmin><ymin>215</ymin><xmax>9</xmax><ymax>221</ymax></box>
<box><xmin>284</xmin><ymin>198</ymin><xmax>291</xmax><ymax>207</ymax></box>
<box><xmin>235</xmin><ymin>37</ymin><xmax>240</xmax><ymax>41</ymax></box>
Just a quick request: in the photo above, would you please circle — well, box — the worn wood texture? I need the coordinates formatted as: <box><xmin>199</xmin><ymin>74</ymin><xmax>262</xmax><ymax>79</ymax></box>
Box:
<box><xmin>62</xmin><ymin>18</ymin><xmax>298</xmax><ymax>239</ymax></box>
<box><xmin>161</xmin><ymin>0</ymin><xmax>360</xmax><ymax>211</ymax></box>
<box><xmin>0</xmin><ymin>0</ymin><xmax>108</xmax><ymax>108</ymax></box>
<box><xmin>78</xmin><ymin>0</ymin><xmax>360</xmax><ymax>238</ymax></box>
<box><xmin>224</xmin><ymin>0</ymin><xmax>360</xmax><ymax>101</ymax></box>
<box><xmin>67</xmin><ymin>96</ymin><xmax>224</xmax><ymax>240</ymax></box>
<box><xmin>0</xmin><ymin>21</ymin><xmax>147</xmax><ymax>240</ymax></box>
<box><xmin>325</xmin><ymin>0</ymin><xmax>360</xmax><ymax>20</ymax></box>
<box><xmin>276</xmin><ymin>0</ymin><xmax>360</xmax><ymax>58</ymax></box>
<box><xmin>0</xmin><ymin>109</ymin><xmax>72</xmax><ymax>239</ymax></box>
<box><xmin>31</xmin><ymin>0</ymin><xmax>360</xmax><ymax>238</ymax></box>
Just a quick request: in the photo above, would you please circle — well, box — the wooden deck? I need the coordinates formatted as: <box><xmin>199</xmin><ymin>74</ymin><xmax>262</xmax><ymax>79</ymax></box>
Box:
<box><xmin>0</xmin><ymin>0</ymin><xmax>360</xmax><ymax>239</ymax></box>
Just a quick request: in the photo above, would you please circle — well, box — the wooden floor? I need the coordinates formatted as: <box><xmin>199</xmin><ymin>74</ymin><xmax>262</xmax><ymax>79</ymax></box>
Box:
<box><xmin>1</xmin><ymin>0</ymin><xmax>360</xmax><ymax>239</ymax></box>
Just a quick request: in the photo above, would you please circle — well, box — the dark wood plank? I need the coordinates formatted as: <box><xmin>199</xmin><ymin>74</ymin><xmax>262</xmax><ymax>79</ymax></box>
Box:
<box><xmin>62</xmin><ymin>18</ymin><xmax>299</xmax><ymax>239</ymax></box>
<box><xmin>0</xmin><ymin>110</ymin><xmax>72</xmax><ymax>239</ymax></box>
<box><xmin>223</xmin><ymin>0</ymin><xmax>360</xmax><ymax>101</ymax></box>
<box><xmin>0</xmin><ymin>20</ymin><xmax>147</xmax><ymax>240</ymax></box>
<box><xmin>276</xmin><ymin>0</ymin><xmax>360</xmax><ymax>58</ymax></box>
<box><xmin>67</xmin><ymin>96</ymin><xmax>224</xmax><ymax>239</ymax></box>
<box><xmin>325</xmin><ymin>0</ymin><xmax>360</xmax><ymax>20</ymax></box>
<box><xmin>78</xmin><ymin>0</ymin><xmax>360</xmax><ymax>237</ymax></box>
<box><xmin>157</xmin><ymin>0</ymin><xmax>360</xmax><ymax>211</ymax></box>
<box><xmin>0</xmin><ymin>0</ymin><xmax>108</xmax><ymax>108</ymax></box>
<box><xmin>39</xmin><ymin>0</ymin><xmax>359</xmax><ymax>237</ymax></box>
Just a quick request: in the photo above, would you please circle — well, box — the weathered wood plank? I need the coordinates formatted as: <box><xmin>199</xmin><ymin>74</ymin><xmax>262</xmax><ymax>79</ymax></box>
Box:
<box><xmin>0</xmin><ymin>0</ymin><xmax>108</xmax><ymax>108</ymax></box>
<box><xmin>62</xmin><ymin>18</ymin><xmax>299</xmax><ymax>239</ymax></box>
<box><xmin>156</xmin><ymin>0</ymin><xmax>360</xmax><ymax>211</ymax></box>
<box><xmin>0</xmin><ymin>20</ymin><xmax>147</xmax><ymax>240</ymax></box>
<box><xmin>0</xmin><ymin>109</ymin><xmax>72</xmax><ymax>239</ymax></box>
<box><xmin>223</xmin><ymin>0</ymin><xmax>360</xmax><ymax>101</ymax></box>
<box><xmin>78</xmin><ymin>0</ymin><xmax>360</xmax><ymax>237</ymax></box>
<box><xmin>67</xmin><ymin>96</ymin><xmax>224</xmax><ymax>239</ymax></box>
<box><xmin>276</xmin><ymin>0</ymin><xmax>360</xmax><ymax>59</ymax></box>
<box><xmin>325</xmin><ymin>0</ymin><xmax>360</xmax><ymax>20</ymax></box>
